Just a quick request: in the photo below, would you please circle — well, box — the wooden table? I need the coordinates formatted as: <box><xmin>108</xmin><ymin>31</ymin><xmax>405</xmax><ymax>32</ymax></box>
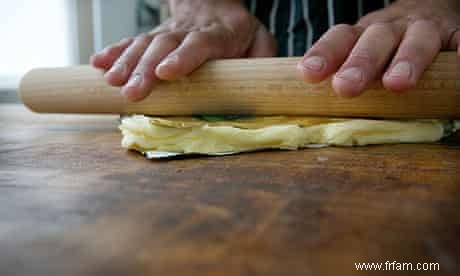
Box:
<box><xmin>1</xmin><ymin>103</ymin><xmax>459</xmax><ymax>276</ymax></box>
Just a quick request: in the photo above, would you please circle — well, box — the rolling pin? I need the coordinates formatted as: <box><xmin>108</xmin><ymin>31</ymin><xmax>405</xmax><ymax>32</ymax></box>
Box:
<box><xmin>19</xmin><ymin>52</ymin><xmax>460</xmax><ymax>119</ymax></box>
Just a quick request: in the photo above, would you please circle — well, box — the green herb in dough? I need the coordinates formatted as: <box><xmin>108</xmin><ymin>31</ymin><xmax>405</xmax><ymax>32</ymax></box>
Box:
<box><xmin>194</xmin><ymin>115</ymin><xmax>252</xmax><ymax>122</ymax></box>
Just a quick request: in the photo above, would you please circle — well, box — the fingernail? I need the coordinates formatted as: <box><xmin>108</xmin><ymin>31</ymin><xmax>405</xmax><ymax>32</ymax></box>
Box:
<box><xmin>126</xmin><ymin>74</ymin><xmax>143</xmax><ymax>88</ymax></box>
<box><xmin>302</xmin><ymin>56</ymin><xmax>326</xmax><ymax>72</ymax></box>
<box><xmin>336</xmin><ymin>67</ymin><xmax>364</xmax><ymax>82</ymax></box>
<box><xmin>388</xmin><ymin>61</ymin><xmax>412</xmax><ymax>79</ymax></box>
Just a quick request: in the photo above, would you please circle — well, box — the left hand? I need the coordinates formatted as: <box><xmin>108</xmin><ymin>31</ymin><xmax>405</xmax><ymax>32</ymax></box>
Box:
<box><xmin>297</xmin><ymin>0</ymin><xmax>460</xmax><ymax>97</ymax></box>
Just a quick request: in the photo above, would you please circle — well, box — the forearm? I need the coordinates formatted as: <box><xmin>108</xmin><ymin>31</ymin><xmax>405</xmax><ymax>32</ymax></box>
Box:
<box><xmin>167</xmin><ymin>0</ymin><xmax>245</xmax><ymax>16</ymax></box>
<box><xmin>394</xmin><ymin>0</ymin><xmax>460</xmax><ymax>10</ymax></box>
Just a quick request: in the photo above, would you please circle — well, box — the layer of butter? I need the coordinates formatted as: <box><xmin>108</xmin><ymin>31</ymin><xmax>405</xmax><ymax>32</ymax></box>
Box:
<box><xmin>119</xmin><ymin>115</ymin><xmax>454</xmax><ymax>155</ymax></box>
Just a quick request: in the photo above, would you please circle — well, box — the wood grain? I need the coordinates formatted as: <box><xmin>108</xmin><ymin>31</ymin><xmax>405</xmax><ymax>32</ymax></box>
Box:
<box><xmin>19</xmin><ymin>52</ymin><xmax>460</xmax><ymax>119</ymax></box>
<box><xmin>1</xmin><ymin>104</ymin><xmax>460</xmax><ymax>276</ymax></box>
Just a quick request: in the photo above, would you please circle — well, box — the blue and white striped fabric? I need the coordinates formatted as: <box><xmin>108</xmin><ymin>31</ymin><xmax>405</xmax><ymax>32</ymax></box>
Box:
<box><xmin>245</xmin><ymin>0</ymin><xmax>394</xmax><ymax>57</ymax></box>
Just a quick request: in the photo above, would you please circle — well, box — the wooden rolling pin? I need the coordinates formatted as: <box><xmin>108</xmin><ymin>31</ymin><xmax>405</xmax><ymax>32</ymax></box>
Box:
<box><xmin>19</xmin><ymin>52</ymin><xmax>460</xmax><ymax>119</ymax></box>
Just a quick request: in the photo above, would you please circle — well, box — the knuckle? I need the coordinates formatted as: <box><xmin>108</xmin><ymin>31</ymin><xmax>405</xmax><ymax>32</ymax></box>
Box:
<box><xmin>113</xmin><ymin>59</ymin><xmax>129</xmax><ymax>70</ymax></box>
<box><xmin>154</xmin><ymin>32</ymin><xmax>183</xmax><ymax>45</ymax></box>
<box><xmin>148</xmin><ymin>22</ymin><xmax>172</xmax><ymax>37</ymax></box>
<box><xmin>134</xmin><ymin>33</ymin><xmax>155</xmax><ymax>47</ymax></box>
<box><xmin>406</xmin><ymin>20</ymin><xmax>443</xmax><ymax>49</ymax></box>
<box><xmin>329</xmin><ymin>24</ymin><xmax>362</xmax><ymax>40</ymax></box>
<box><xmin>106</xmin><ymin>40</ymin><xmax>131</xmax><ymax>56</ymax></box>
<box><xmin>133</xmin><ymin>61</ymin><xmax>149</xmax><ymax>73</ymax></box>
<box><xmin>187</xmin><ymin>31</ymin><xmax>224</xmax><ymax>57</ymax></box>
<box><xmin>133</xmin><ymin>67</ymin><xmax>152</xmax><ymax>78</ymax></box>
<box><xmin>230</xmin><ymin>8</ymin><xmax>253</xmax><ymax>24</ymax></box>
<box><xmin>349</xmin><ymin>47</ymin><xmax>377</xmax><ymax>64</ymax></box>
<box><xmin>153</xmin><ymin>33</ymin><xmax>169</xmax><ymax>42</ymax></box>
<box><xmin>168</xmin><ymin>18</ymin><xmax>191</xmax><ymax>31</ymax></box>
<box><xmin>230</xmin><ymin>12</ymin><xmax>255</xmax><ymax>35</ymax></box>
<box><xmin>332</xmin><ymin>24</ymin><xmax>357</xmax><ymax>35</ymax></box>
<box><xmin>366</xmin><ymin>22</ymin><xmax>400</xmax><ymax>42</ymax></box>
<box><xmin>135</xmin><ymin>33</ymin><xmax>150</xmax><ymax>42</ymax></box>
<box><xmin>311</xmin><ymin>39</ymin><xmax>335</xmax><ymax>54</ymax></box>
<box><xmin>358</xmin><ymin>10</ymin><xmax>382</xmax><ymax>24</ymax></box>
<box><xmin>188</xmin><ymin>31</ymin><xmax>213</xmax><ymax>48</ymax></box>
<box><xmin>189</xmin><ymin>31</ymin><xmax>210</xmax><ymax>41</ymax></box>
<box><xmin>367</xmin><ymin>22</ymin><xmax>392</xmax><ymax>32</ymax></box>
<box><xmin>105</xmin><ymin>47</ymin><xmax>120</xmax><ymax>56</ymax></box>
<box><xmin>409</xmin><ymin>18</ymin><xmax>441</xmax><ymax>32</ymax></box>
<box><xmin>114</xmin><ymin>54</ymin><xmax>136</xmax><ymax>68</ymax></box>
<box><xmin>118</xmin><ymin>37</ymin><xmax>134</xmax><ymax>45</ymax></box>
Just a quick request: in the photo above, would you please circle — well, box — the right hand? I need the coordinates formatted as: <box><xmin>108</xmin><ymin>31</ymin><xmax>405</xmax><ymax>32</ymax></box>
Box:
<box><xmin>90</xmin><ymin>0</ymin><xmax>277</xmax><ymax>101</ymax></box>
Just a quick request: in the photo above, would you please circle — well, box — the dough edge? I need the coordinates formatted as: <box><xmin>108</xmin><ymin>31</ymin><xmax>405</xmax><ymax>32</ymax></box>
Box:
<box><xmin>119</xmin><ymin>115</ymin><xmax>457</xmax><ymax>155</ymax></box>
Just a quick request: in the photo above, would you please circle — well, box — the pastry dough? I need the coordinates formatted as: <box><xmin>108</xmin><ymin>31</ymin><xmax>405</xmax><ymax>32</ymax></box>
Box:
<box><xmin>119</xmin><ymin>115</ymin><xmax>458</xmax><ymax>156</ymax></box>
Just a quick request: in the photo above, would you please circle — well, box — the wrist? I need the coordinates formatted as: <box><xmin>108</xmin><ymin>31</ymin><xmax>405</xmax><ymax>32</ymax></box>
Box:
<box><xmin>167</xmin><ymin>0</ymin><xmax>246</xmax><ymax>16</ymax></box>
<box><xmin>396</xmin><ymin>0</ymin><xmax>458</xmax><ymax>9</ymax></box>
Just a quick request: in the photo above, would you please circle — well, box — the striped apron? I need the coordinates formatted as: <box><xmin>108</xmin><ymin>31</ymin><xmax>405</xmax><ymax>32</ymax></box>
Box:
<box><xmin>245</xmin><ymin>0</ymin><xmax>395</xmax><ymax>57</ymax></box>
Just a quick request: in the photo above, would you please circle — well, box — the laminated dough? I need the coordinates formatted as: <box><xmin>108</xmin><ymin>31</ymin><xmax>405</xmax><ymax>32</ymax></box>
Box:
<box><xmin>119</xmin><ymin>115</ymin><xmax>458</xmax><ymax>156</ymax></box>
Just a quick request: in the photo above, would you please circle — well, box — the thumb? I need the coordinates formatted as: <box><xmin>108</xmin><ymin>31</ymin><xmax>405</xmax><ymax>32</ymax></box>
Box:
<box><xmin>246</xmin><ymin>24</ymin><xmax>278</xmax><ymax>58</ymax></box>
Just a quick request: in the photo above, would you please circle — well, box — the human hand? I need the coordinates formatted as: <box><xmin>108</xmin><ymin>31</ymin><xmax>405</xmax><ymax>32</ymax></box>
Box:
<box><xmin>298</xmin><ymin>0</ymin><xmax>460</xmax><ymax>97</ymax></box>
<box><xmin>90</xmin><ymin>0</ymin><xmax>277</xmax><ymax>101</ymax></box>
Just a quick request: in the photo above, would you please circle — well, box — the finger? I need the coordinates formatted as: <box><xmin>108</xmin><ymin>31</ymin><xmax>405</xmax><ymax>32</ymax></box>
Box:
<box><xmin>333</xmin><ymin>22</ymin><xmax>402</xmax><ymax>97</ymax></box>
<box><xmin>457</xmin><ymin>33</ymin><xmax>460</xmax><ymax>55</ymax></box>
<box><xmin>297</xmin><ymin>24</ymin><xmax>360</xmax><ymax>83</ymax></box>
<box><xmin>246</xmin><ymin>24</ymin><xmax>278</xmax><ymax>58</ymax></box>
<box><xmin>90</xmin><ymin>38</ymin><xmax>134</xmax><ymax>70</ymax></box>
<box><xmin>155</xmin><ymin>30</ymin><xmax>224</xmax><ymax>81</ymax></box>
<box><xmin>383</xmin><ymin>20</ymin><xmax>442</xmax><ymax>92</ymax></box>
<box><xmin>356</xmin><ymin>7</ymin><xmax>399</xmax><ymax>29</ymax></box>
<box><xmin>104</xmin><ymin>34</ymin><xmax>153</xmax><ymax>87</ymax></box>
<box><xmin>447</xmin><ymin>29</ymin><xmax>460</xmax><ymax>55</ymax></box>
<box><xmin>122</xmin><ymin>33</ymin><xmax>184</xmax><ymax>101</ymax></box>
